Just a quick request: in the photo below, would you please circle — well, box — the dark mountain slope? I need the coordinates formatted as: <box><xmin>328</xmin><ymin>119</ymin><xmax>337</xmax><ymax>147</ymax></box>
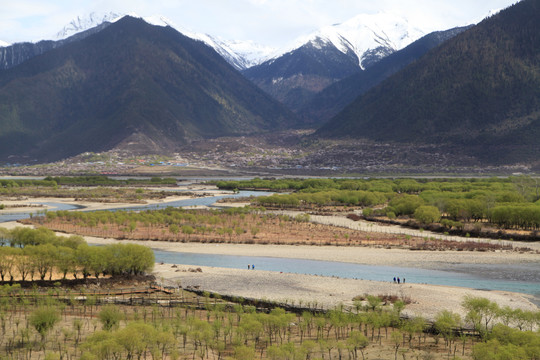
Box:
<box><xmin>0</xmin><ymin>22</ymin><xmax>111</xmax><ymax>70</ymax></box>
<box><xmin>316</xmin><ymin>0</ymin><xmax>540</xmax><ymax>164</ymax></box>
<box><xmin>242</xmin><ymin>39</ymin><xmax>361</xmax><ymax>112</ymax></box>
<box><xmin>0</xmin><ymin>17</ymin><xmax>294</xmax><ymax>162</ymax></box>
<box><xmin>299</xmin><ymin>26</ymin><xmax>470</xmax><ymax>126</ymax></box>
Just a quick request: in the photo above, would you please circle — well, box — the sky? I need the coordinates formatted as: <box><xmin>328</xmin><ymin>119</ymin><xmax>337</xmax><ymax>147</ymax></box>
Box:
<box><xmin>0</xmin><ymin>0</ymin><xmax>520</xmax><ymax>47</ymax></box>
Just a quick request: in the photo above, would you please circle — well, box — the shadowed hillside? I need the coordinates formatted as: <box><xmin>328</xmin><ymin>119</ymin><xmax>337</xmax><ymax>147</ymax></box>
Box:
<box><xmin>0</xmin><ymin>16</ymin><xmax>295</xmax><ymax>162</ymax></box>
<box><xmin>316</xmin><ymin>0</ymin><xmax>540</xmax><ymax>164</ymax></box>
<box><xmin>299</xmin><ymin>26</ymin><xmax>470</xmax><ymax>126</ymax></box>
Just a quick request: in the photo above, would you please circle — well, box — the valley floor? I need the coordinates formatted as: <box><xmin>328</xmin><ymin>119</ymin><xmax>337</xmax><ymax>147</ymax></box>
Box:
<box><xmin>1</xmin><ymin>189</ymin><xmax>538</xmax><ymax>323</ymax></box>
<box><xmin>77</xmin><ymin>236</ymin><xmax>539</xmax><ymax>322</ymax></box>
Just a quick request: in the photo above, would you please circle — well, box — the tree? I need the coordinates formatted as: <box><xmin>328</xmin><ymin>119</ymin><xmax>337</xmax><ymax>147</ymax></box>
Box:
<box><xmin>99</xmin><ymin>305</ymin><xmax>123</xmax><ymax>331</ymax></box>
<box><xmin>233</xmin><ymin>345</ymin><xmax>255</xmax><ymax>360</ymax></box>
<box><xmin>414</xmin><ymin>205</ymin><xmax>441</xmax><ymax>225</ymax></box>
<box><xmin>387</xmin><ymin>195</ymin><xmax>425</xmax><ymax>216</ymax></box>
<box><xmin>0</xmin><ymin>246</ymin><xmax>14</xmax><ymax>281</ymax></box>
<box><xmin>28</xmin><ymin>244</ymin><xmax>56</xmax><ymax>280</ymax></box>
<box><xmin>55</xmin><ymin>246</ymin><xmax>75</xmax><ymax>280</ymax></box>
<box><xmin>391</xmin><ymin>330</ymin><xmax>402</xmax><ymax>360</ymax></box>
<box><xmin>434</xmin><ymin>310</ymin><xmax>461</xmax><ymax>349</ymax></box>
<box><xmin>347</xmin><ymin>331</ymin><xmax>369</xmax><ymax>360</ymax></box>
<box><xmin>462</xmin><ymin>296</ymin><xmax>499</xmax><ymax>337</ymax></box>
<box><xmin>30</xmin><ymin>306</ymin><xmax>60</xmax><ymax>345</ymax></box>
<box><xmin>14</xmin><ymin>248</ymin><xmax>34</xmax><ymax>281</ymax></box>
<box><xmin>366</xmin><ymin>295</ymin><xmax>382</xmax><ymax>312</ymax></box>
<box><xmin>87</xmin><ymin>246</ymin><xmax>108</xmax><ymax>280</ymax></box>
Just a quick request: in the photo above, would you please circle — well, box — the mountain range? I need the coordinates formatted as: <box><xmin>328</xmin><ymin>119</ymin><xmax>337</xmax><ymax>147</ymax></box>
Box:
<box><xmin>316</xmin><ymin>0</ymin><xmax>540</xmax><ymax>164</ymax></box>
<box><xmin>298</xmin><ymin>25</ymin><xmax>471</xmax><ymax>125</ymax></box>
<box><xmin>0</xmin><ymin>16</ymin><xmax>293</xmax><ymax>162</ymax></box>
<box><xmin>0</xmin><ymin>1</ymin><xmax>537</xmax><ymax>167</ymax></box>
<box><xmin>0</xmin><ymin>12</ymin><xmax>275</xmax><ymax>72</ymax></box>
<box><xmin>54</xmin><ymin>12</ymin><xmax>277</xmax><ymax>71</ymax></box>
<box><xmin>242</xmin><ymin>13</ymin><xmax>427</xmax><ymax>112</ymax></box>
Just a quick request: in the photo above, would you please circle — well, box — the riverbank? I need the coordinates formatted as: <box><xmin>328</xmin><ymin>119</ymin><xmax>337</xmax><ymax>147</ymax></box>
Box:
<box><xmin>1</xmin><ymin>221</ymin><xmax>538</xmax><ymax>321</ymax></box>
<box><xmin>80</xmin><ymin>238</ymin><xmax>539</xmax><ymax>267</ymax></box>
<box><xmin>0</xmin><ymin>186</ymin><xmax>230</xmax><ymax>214</ymax></box>
<box><xmin>153</xmin><ymin>263</ymin><xmax>538</xmax><ymax>321</ymax></box>
<box><xmin>83</xmin><ymin>237</ymin><xmax>540</xmax><ymax>320</ymax></box>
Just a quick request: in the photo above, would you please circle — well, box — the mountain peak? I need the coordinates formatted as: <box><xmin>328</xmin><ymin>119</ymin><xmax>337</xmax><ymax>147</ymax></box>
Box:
<box><xmin>288</xmin><ymin>12</ymin><xmax>426</xmax><ymax>69</ymax></box>
<box><xmin>316</xmin><ymin>0</ymin><xmax>539</xmax><ymax>165</ymax></box>
<box><xmin>53</xmin><ymin>12</ymin><xmax>271</xmax><ymax>70</ymax></box>
<box><xmin>0</xmin><ymin>16</ymin><xmax>294</xmax><ymax>162</ymax></box>
<box><xmin>54</xmin><ymin>12</ymin><xmax>123</xmax><ymax>40</ymax></box>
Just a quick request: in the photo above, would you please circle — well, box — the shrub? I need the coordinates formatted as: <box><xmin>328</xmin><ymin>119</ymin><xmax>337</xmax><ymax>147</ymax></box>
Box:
<box><xmin>414</xmin><ymin>206</ymin><xmax>441</xmax><ymax>225</ymax></box>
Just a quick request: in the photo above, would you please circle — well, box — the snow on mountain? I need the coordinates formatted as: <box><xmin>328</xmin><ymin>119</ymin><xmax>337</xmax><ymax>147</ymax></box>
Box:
<box><xmin>222</xmin><ymin>40</ymin><xmax>276</xmax><ymax>68</ymax></box>
<box><xmin>116</xmin><ymin>15</ymin><xmax>274</xmax><ymax>69</ymax></box>
<box><xmin>279</xmin><ymin>12</ymin><xmax>426</xmax><ymax>70</ymax></box>
<box><xmin>0</xmin><ymin>40</ymin><xmax>10</xmax><ymax>48</ymax></box>
<box><xmin>184</xmin><ymin>34</ymin><xmax>275</xmax><ymax>70</ymax></box>
<box><xmin>53</xmin><ymin>12</ymin><xmax>270</xmax><ymax>70</ymax></box>
<box><xmin>55</xmin><ymin>12</ymin><xmax>123</xmax><ymax>40</ymax></box>
<box><xmin>53</xmin><ymin>11</ymin><xmax>428</xmax><ymax>71</ymax></box>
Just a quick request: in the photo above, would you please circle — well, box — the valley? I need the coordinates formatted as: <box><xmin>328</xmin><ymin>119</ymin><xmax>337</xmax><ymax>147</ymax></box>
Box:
<box><xmin>0</xmin><ymin>1</ymin><xmax>539</xmax><ymax>358</ymax></box>
<box><xmin>0</xmin><ymin>176</ymin><xmax>538</xmax><ymax>359</ymax></box>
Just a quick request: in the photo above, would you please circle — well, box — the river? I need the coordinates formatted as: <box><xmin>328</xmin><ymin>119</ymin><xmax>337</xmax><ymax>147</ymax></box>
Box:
<box><xmin>1</xmin><ymin>188</ymin><xmax>539</xmax><ymax>302</ymax></box>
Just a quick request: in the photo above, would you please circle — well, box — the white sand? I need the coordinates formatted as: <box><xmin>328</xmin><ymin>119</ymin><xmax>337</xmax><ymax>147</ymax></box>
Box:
<box><xmin>85</xmin><ymin>239</ymin><xmax>538</xmax><ymax>320</ymax></box>
<box><xmin>154</xmin><ymin>264</ymin><xmax>538</xmax><ymax>321</ymax></box>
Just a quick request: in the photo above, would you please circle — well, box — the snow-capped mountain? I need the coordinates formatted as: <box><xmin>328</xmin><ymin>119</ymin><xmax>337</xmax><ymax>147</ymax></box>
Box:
<box><xmin>50</xmin><ymin>11</ymin><xmax>426</xmax><ymax>71</ymax></box>
<box><xmin>1</xmin><ymin>12</ymin><xmax>266</xmax><ymax>71</ymax></box>
<box><xmin>188</xmin><ymin>35</ymin><xmax>275</xmax><ymax>70</ymax></box>
<box><xmin>222</xmin><ymin>40</ymin><xmax>276</xmax><ymax>69</ymax></box>
<box><xmin>52</xmin><ymin>12</ymin><xmax>272</xmax><ymax>70</ymax></box>
<box><xmin>242</xmin><ymin>12</ymin><xmax>428</xmax><ymax>112</ymax></box>
<box><xmin>285</xmin><ymin>12</ymin><xmax>426</xmax><ymax>70</ymax></box>
<box><xmin>55</xmin><ymin>12</ymin><xmax>122</xmax><ymax>40</ymax></box>
<box><xmin>171</xmin><ymin>28</ymin><xmax>274</xmax><ymax>70</ymax></box>
<box><xmin>0</xmin><ymin>13</ymin><xmax>120</xmax><ymax>71</ymax></box>
<box><xmin>53</xmin><ymin>13</ymin><xmax>271</xmax><ymax>70</ymax></box>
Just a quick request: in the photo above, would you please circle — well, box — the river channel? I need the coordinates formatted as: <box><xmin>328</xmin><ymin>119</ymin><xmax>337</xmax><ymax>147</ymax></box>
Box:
<box><xmin>1</xmin><ymin>189</ymin><xmax>539</xmax><ymax>301</ymax></box>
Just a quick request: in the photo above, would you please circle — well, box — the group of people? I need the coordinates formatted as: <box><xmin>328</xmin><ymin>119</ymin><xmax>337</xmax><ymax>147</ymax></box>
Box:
<box><xmin>247</xmin><ymin>264</ymin><xmax>255</xmax><ymax>270</ymax></box>
<box><xmin>393</xmin><ymin>277</ymin><xmax>405</xmax><ymax>284</ymax></box>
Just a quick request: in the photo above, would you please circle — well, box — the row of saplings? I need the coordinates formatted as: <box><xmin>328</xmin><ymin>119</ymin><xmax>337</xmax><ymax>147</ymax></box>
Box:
<box><xmin>1</xmin><ymin>289</ymin><xmax>538</xmax><ymax>360</ymax></box>
<box><xmin>0</xmin><ymin>227</ymin><xmax>154</xmax><ymax>282</ymax></box>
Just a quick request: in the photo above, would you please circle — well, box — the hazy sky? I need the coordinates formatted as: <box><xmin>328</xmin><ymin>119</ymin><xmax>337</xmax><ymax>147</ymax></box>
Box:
<box><xmin>0</xmin><ymin>0</ymin><xmax>519</xmax><ymax>46</ymax></box>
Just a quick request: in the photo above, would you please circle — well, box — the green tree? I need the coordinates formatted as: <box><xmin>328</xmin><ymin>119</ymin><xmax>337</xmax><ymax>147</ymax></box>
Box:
<box><xmin>434</xmin><ymin>310</ymin><xmax>461</xmax><ymax>348</ymax></box>
<box><xmin>347</xmin><ymin>330</ymin><xmax>369</xmax><ymax>360</ymax></box>
<box><xmin>414</xmin><ymin>205</ymin><xmax>441</xmax><ymax>225</ymax></box>
<box><xmin>462</xmin><ymin>296</ymin><xmax>499</xmax><ymax>337</ymax></box>
<box><xmin>30</xmin><ymin>306</ymin><xmax>60</xmax><ymax>345</ymax></box>
<box><xmin>99</xmin><ymin>305</ymin><xmax>123</xmax><ymax>331</ymax></box>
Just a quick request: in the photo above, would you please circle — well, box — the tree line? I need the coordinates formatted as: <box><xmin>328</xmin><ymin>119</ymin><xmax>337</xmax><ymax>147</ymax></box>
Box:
<box><xmin>43</xmin><ymin>176</ymin><xmax>177</xmax><ymax>186</ymax></box>
<box><xmin>217</xmin><ymin>177</ymin><xmax>540</xmax><ymax>232</ymax></box>
<box><xmin>0</xmin><ymin>227</ymin><xmax>154</xmax><ymax>282</ymax></box>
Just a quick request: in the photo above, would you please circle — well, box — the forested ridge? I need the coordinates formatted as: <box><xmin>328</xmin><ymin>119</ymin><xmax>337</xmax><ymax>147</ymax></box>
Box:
<box><xmin>0</xmin><ymin>16</ymin><xmax>294</xmax><ymax>162</ymax></box>
<box><xmin>316</xmin><ymin>0</ymin><xmax>540</xmax><ymax>164</ymax></box>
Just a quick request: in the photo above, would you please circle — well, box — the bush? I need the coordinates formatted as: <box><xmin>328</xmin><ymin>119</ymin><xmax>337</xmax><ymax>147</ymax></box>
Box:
<box><xmin>414</xmin><ymin>206</ymin><xmax>441</xmax><ymax>225</ymax></box>
<box><xmin>30</xmin><ymin>306</ymin><xmax>60</xmax><ymax>342</ymax></box>
<box><xmin>99</xmin><ymin>305</ymin><xmax>123</xmax><ymax>331</ymax></box>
